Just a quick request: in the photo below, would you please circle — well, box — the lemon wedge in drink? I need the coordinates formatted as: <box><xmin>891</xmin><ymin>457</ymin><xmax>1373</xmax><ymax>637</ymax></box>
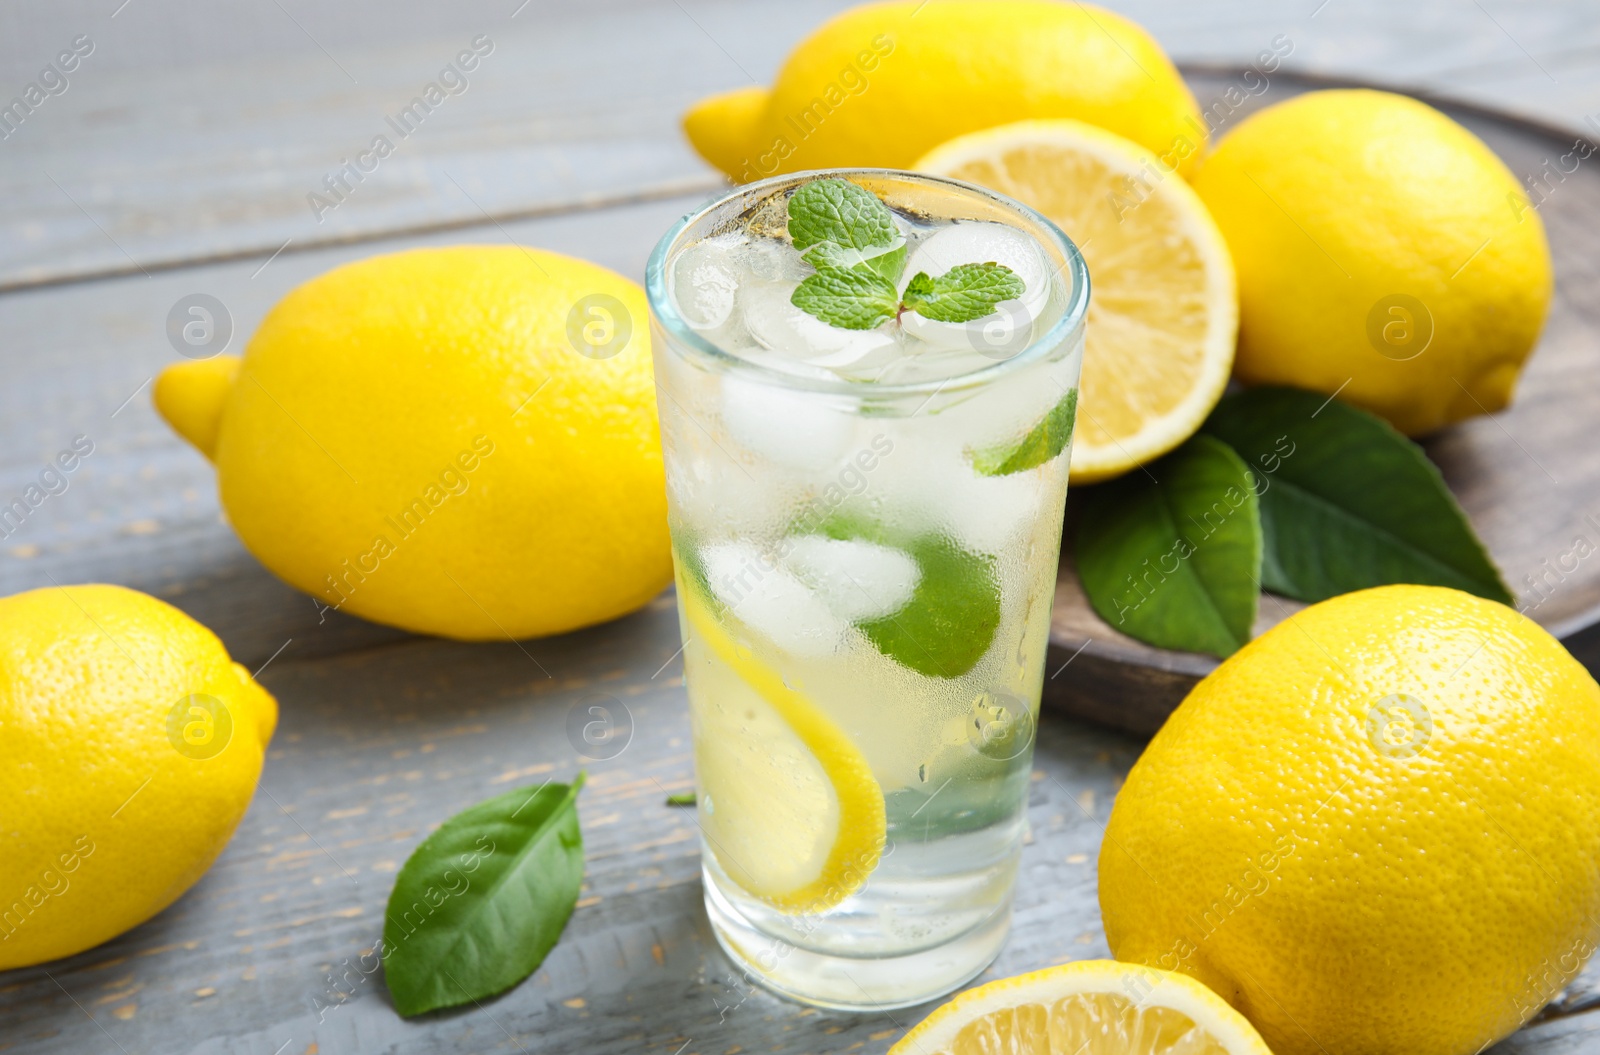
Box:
<box><xmin>915</xmin><ymin>119</ymin><xmax>1237</xmax><ymax>484</ymax></box>
<box><xmin>676</xmin><ymin>564</ymin><xmax>885</xmax><ymax>914</ymax></box>
<box><xmin>889</xmin><ymin>960</ymin><xmax>1272</xmax><ymax>1055</ymax></box>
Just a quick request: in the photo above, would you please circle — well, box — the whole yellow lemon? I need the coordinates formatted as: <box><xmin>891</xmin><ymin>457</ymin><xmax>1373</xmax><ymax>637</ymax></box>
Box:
<box><xmin>0</xmin><ymin>584</ymin><xmax>276</xmax><ymax>969</ymax></box>
<box><xmin>684</xmin><ymin>0</ymin><xmax>1205</xmax><ymax>182</ymax></box>
<box><xmin>155</xmin><ymin>246</ymin><xmax>671</xmax><ymax>641</ymax></box>
<box><xmin>1193</xmin><ymin>89</ymin><xmax>1553</xmax><ymax>435</ymax></box>
<box><xmin>1100</xmin><ymin>585</ymin><xmax>1600</xmax><ymax>1055</ymax></box>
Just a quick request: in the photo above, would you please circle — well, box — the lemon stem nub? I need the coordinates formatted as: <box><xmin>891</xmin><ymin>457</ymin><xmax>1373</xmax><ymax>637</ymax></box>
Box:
<box><xmin>153</xmin><ymin>356</ymin><xmax>242</xmax><ymax>461</ymax></box>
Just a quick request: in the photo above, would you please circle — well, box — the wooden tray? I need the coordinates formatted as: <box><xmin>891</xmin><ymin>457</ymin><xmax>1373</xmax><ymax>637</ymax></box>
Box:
<box><xmin>1044</xmin><ymin>68</ymin><xmax>1600</xmax><ymax>735</ymax></box>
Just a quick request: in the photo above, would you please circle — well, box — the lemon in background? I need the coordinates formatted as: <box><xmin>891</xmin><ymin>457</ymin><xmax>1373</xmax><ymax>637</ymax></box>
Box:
<box><xmin>155</xmin><ymin>246</ymin><xmax>672</xmax><ymax>641</ymax></box>
<box><xmin>1100</xmin><ymin>585</ymin><xmax>1600</xmax><ymax>1055</ymax></box>
<box><xmin>685</xmin><ymin>1</ymin><xmax>1204</xmax><ymax>183</ymax></box>
<box><xmin>917</xmin><ymin>120</ymin><xmax>1237</xmax><ymax>482</ymax></box>
<box><xmin>0</xmin><ymin>584</ymin><xmax>276</xmax><ymax>969</ymax></box>
<box><xmin>1193</xmin><ymin>89</ymin><xmax>1552</xmax><ymax>436</ymax></box>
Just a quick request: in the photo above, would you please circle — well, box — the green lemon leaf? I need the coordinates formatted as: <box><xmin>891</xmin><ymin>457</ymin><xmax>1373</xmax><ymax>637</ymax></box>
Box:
<box><xmin>787</xmin><ymin>177</ymin><xmax>899</xmax><ymax>252</ymax></box>
<box><xmin>902</xmin><ymin>263</ymin><xmax>1024</xmax><ymax>324</ymax></box>
<box><xmin>816</xmin><ymin>514</ymin><xmax>1000</xmax><ymax>678</ymax></box>
<box><xmin>1075</xmin><ymin>435</ymin><xmax>1262</xmax><ymax>657</ymax></box>
<box><xmin>1201</xmin><ymin>386</ymin><xmax>1513</xmax><ymax>604</ymax></box>
<box><xmin>664</xmin><ymin>790</ymin><xmax>697</xmax><ymax>807</ymax></box>
<box><xmin>383</xmin><ymin>775</ymin><xmax>585</xmax><ymax>1017</ymax></box>
<box><xmin>972</xmin><ymin>389</ymin><xmax>1078</xmax><ymax>476</ymax></box>
<box><xmin>791</xmin><ymin>267</ymin><xmax>900</xmax><ymax>330</ymax></box>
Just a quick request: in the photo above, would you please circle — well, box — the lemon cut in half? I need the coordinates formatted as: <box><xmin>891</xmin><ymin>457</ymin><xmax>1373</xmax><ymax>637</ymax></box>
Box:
<box><xmin>889</xmin><ymin>960</ymin><xmax>1273</xmax><ymax>1055</ymax></box>
<box><xmin>916</xmin><ymin>120</ymin><xmax>1238</xmax><ymax>483</ymax></box>
<box><xmin>676</xmin><ymin>562</ymin><xmax>885</xmax><ymax>914</ymax></box>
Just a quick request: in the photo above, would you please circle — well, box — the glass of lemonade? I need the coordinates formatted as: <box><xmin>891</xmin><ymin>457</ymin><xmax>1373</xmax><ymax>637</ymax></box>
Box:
<box><xmin>645</xmin><ymin>169</ymin><xmax>1088</xmax><ymax>1010</ymax></box>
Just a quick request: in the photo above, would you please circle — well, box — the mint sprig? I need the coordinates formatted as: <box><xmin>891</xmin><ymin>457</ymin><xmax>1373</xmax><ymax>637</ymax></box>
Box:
<box><xmin>784</xmin><ymin>177</ymin><xmax>1027</xmax><ymax>332</ymax></box>
<box><xmin>904</xmin><ymin>264</ymin><xmax>1025</xmax><ymax>323</ymax></box>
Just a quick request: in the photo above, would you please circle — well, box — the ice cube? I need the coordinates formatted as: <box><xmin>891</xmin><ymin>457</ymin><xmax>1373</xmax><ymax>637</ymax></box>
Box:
<box><xmin>701</xmin><ymin>542</ymin><xmax>847</xmax><ymax>657</ymax></box>
<box><xmin>738</xmin><ymin>280</ymin><xmax>899</xmax><ymax>368</ymax></box>
<box><xmin>899</xmin><ymin>222</ymin><xmax>1053</xmax><ymax>358</ymax></box>
<box><xmin>734</xmin><ymin>237</ymin><xmax>811</xmax><ymax>283</ymax></box>
<box><xmin>783</xmin><ymin>534</ymin><xmax>920</xmax><ymax>621</ymax></box>
<box><xmin>720</xmin><ymin>372</ymin><xmax>856</xmax><ymax>470</ymax></box>
<box><xmin>872</xmin><ymin>419</ymin><xmax>1045</xmax><ymax>555</ymax></box>
<box><xmin>669</xmin><ymin>233</ymin><xmax>743</xmax><ymax>332</ymax></box>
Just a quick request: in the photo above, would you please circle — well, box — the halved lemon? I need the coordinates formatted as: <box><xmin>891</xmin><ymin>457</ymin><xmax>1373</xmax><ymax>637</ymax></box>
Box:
<box><xmin>915</xmin><ymin>119</ymin><xmax>1238</xmax><ymax>484</ymax></box>
<box><xmin>676</xmin><ymin>565</ymin><xmax>885</xmax><ymax>914</ymax></box>
<box><xmin>889</xmin><ymin>960</ymin><xmax>1273</xmax><ymax>1055</ymax></box>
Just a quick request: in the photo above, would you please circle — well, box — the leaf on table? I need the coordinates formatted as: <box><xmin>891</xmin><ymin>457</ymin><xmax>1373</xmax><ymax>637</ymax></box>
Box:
<box><xmin>1075</xmin><ymin>435</ymin><xmax>1262</xmax><ymax>657</ymax></box>
<box><xmin>1201</xmin><ymin>386</ymin><xmax>1513</xmax><ymax>604</ymax></box>
<box><xmin>972</xmin><ymin>389</ymin><xmax>1078</xmax><ymax>476</ymax></box>
<box><xmin>383</xmin><ymin>775</ymin><xmax>586</xmax><ymax>1017</ymax></box>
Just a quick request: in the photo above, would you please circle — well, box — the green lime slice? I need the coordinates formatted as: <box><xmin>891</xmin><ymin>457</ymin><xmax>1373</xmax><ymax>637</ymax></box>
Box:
<box><xmin>971</xmin><ymin>388</ymin><xmax>1077</xmax><ymax>477</ymax></box>
<box><xmin>816</xmin><ymin>514</ymin><xmax>1000</xmax><ymax>679</ymax></box>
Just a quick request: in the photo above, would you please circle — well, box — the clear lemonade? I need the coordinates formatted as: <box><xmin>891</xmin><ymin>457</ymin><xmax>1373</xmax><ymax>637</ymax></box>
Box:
<box><xmin>646</xmin><ymin>171</ymin><xmax>1088</xmax><ymax>1010</ymax></box>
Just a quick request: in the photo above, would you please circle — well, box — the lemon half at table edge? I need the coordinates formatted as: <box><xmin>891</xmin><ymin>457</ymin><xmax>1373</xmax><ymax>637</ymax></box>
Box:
<box><xmin>914</xmin><ymin>119</ymin><xmax>1238</xmax><ymax>484</ymax></box>
<box><xmin>889</xmin><ymin>959</ymin><xmax>1273</xmax><ymax>1055</ymax></box>
<box><xmin>676</xmin><ymin>568</ymin><xmax>886</xmax><ymax>915</ymax></box>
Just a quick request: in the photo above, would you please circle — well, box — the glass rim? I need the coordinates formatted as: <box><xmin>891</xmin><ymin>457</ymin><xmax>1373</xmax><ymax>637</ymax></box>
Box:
<box><xmin>644</xmin><ymin>167</ymin><xmax>1091</xmax><ymax>398</ymax></box>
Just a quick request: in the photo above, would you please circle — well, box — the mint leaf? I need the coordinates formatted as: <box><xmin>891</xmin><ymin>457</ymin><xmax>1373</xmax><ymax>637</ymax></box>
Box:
<box><xmin>1075</xmin><ymin>435</ymin><xmax>1262</xmax><ymax>658</ymax></box>
<box><xmin>1201</xmin><ymin>386</ymin><xmax>1512</xmax><ymax>604</ymax></box>
<box><xmin>791</xmin><ymin>268</ymin><xmax>900</xmax><ymax>330</ymax></box>
<box><xmin>902</xmin><ymin>263</ymin><xmax>1024</xmax><ymax>324</ymax></box>
<box><xmin>804</xmin><ymin>240</ymin><xmax>908</xmax><ymax>285</ymax></box>
<box><xmin>813</xmin><ymin>513</ymin><xmax>1000</xmax><ymax>678</ymax></box>
<box><xmin>384</xmin><ymin>776</ymin><xmax>585</xmax><ymax>1017</ymax></box>
<box><xmin>787</xmin><ymin>178</ymin><xmax>898</xmax><ymax>253</ymax></box>
<box><xmin>973</xmin><ymin>389</ymin><xmax>1077</xmax><ymax>476</ymax></box>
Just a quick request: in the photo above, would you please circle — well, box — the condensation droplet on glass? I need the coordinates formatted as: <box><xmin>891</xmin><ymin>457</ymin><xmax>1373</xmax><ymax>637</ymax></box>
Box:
<box><xmin>917</xmin><ymin>762</ymin><xmax>928</xmax><ymax>783</ymax></box>
<box><xmin>702</xmin><ymin>794</ymin><xmax>714</xmax><ymax>815</ymax></box>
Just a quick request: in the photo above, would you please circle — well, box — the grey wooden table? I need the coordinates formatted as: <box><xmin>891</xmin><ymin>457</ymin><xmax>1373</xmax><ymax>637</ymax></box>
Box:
<box><xmin>3</xmin><ymin>3</ymin><xmax>1600</xmax><ymax>1053</ymax></box>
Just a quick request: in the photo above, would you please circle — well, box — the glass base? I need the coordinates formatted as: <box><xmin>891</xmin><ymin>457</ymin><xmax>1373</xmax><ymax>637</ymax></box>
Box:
<box><xmin>704</xmin><ymin>870</ymin><xmax>1013</xmax><ymax>1012</ymax></box>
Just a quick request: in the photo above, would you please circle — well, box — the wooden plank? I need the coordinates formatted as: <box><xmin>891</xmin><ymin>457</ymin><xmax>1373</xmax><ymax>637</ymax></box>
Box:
<box><xmin>3</xmin><ymin>14</ymin><xmax>1600</xmax><ymax>1054</ymax></box>
<box><xmin>0</xmin><ymin>602</ymin><xmax>1143</xmax><ymax>1054</ymax></box>
<box><xmin>1046</xmin><ymin>69</ymin><xmax>1600</xmax><ymax>734</ymax></box>
<box><xmin>0</xmin><ymin>0</ymin><xmax>857</xmax><ymax>289</ymax></box>
<box><xmin>5</xmin><ymin>0</ymin><xmax>1599</xmax><ymax>289</ymax></box>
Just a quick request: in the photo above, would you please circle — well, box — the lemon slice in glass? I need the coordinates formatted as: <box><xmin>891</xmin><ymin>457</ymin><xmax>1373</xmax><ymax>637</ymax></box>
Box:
<box><xmin>889</xmin><ymin>960</ymin><xmax>1273</xmax><ymax>1055</ymax></box>
<box><xmin>915</xmin><ymin>119</ymin><xmax>1238</xmax><ymax>484</ymax></box>
<box><xmin>676</xmin><ymin>566</ymin><xmax>885</xmax><ymax>914</ymax></box>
